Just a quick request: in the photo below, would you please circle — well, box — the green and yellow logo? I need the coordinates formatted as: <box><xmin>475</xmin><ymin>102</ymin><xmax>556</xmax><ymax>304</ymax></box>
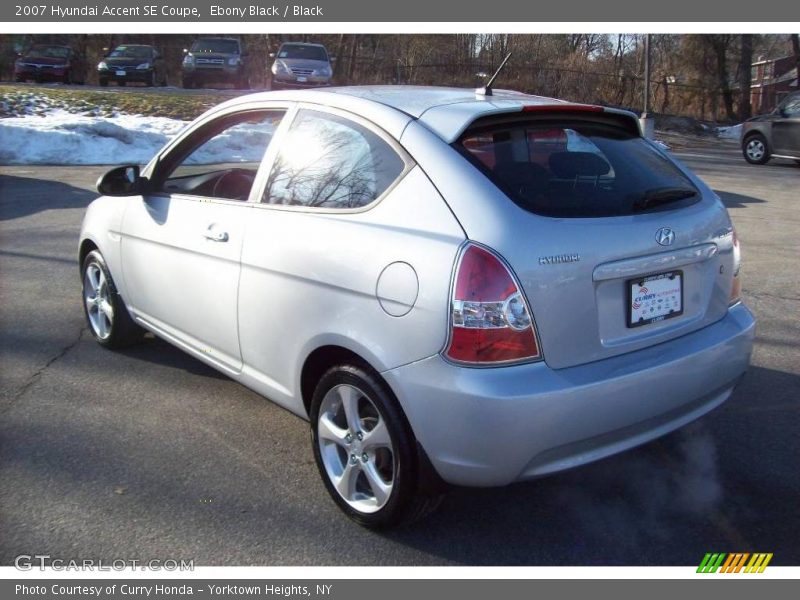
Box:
<box><xmin>697</xmin><ymin>553</ymin><xmax>773</xmax><ymax>573</ymax></box>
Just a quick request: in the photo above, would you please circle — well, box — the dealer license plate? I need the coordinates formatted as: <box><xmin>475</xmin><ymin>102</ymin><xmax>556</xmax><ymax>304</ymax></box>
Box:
<box><xmin>627</xmin><ymin>271</ymin><xmax>683</xmax><ymax>328</ymax></box>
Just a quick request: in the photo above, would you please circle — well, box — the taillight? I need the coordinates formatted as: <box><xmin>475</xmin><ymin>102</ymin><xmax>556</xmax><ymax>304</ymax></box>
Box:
<box><xmin>730</xmin><ymin>228</ymin><xmax>742</xmax><ymax>305</ymax></box>
<box><xmin>445</xmin><ymin>243</ymin><xmax>541</xmax><ymax>365</ymax></box>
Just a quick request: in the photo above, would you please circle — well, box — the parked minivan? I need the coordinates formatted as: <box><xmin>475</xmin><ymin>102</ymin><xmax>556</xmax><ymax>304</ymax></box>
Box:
<box><xmin>80</xmin><ymin>86</ymin><xmax>755</xmax><ymax>527</ymax></box>
<box><xmin>269</xmin><ymin>42</ymin><xmax>333</xmax><ymax>90</ymax></box>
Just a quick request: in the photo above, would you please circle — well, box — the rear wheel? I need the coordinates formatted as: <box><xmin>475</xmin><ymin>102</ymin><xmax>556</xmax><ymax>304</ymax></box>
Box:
<box><xmin>742</xmin><ymin>133</ymin><xmax>770</xmax><ymax>164</ymax></box>
<box><xmin>145</xmin><ymin>72</ymin><xmax>155</xmax><ymax>87</ymax></box>
<box><xmin>310</xmin><ymin>364</ymin><xmax>443</xmax><ymax>528</ymax></box>
<box><xmin>81</xmin><ymin>250</ymin><xmax>144</xmax><ymax>349</ymax></box>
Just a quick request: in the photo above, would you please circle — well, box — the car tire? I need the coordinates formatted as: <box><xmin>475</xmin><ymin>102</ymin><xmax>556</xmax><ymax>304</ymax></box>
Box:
<box><xmin>310</xmin><ymin>363</ymin><xmax>444</xmax><ymax>528</ymax></box>
<box><xmin>182</xmin><ymin>77</ymin><xmax>194</xmax><ymax>89</ymax></box>
<box><xmin>62</xmin><ymin>71</ymin><xmax>71</xmax><ymax>85</ymax></box>
<box><xmin>81</xmin><ymin>250</ymin><xmax>144</xmax><ymax>349</ymax></box>
<box><xmin>99</xmin><ymin>78</ymin><xmax>108</xmax><ymax>87</ymax></box>
<box><xmin>117</xmin><ymin>80</ymin><xmax>126</xmax><ymax>87</ymax></box>
<box><xmin>742</xmin><ymin>133</ymin><xmax>771</xmax><ymax>165</ymax></box>
<box><xmin>146</xmin><ymin>72</ymin><xmax>155</xmax><ymax>87</ymax></box>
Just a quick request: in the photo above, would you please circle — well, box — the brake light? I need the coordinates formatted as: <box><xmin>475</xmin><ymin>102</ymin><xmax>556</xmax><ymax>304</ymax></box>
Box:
<box><xmin>730</xmin><ymin>228</ymin><xmax>742</xmax><ymax>305</ymax></box>
<box><xmin>445</xmin><ymin>243</ymin><xmax>541</xmax><ymax>364</ymax></box>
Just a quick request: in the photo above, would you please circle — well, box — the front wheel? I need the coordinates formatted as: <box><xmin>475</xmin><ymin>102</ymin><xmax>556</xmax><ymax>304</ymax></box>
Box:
<box><xmin>742</xmin><ymin>133</ymin><xmax>771</xmax><ymax>164</ymax></box>
<box><xmin>310</xmin><ymin>364</ymin><xmax>443</xmax><ymax>528</ymax></box>
<box><xmin>81</xmin><ymin>250</ymin><xmax>143</xmax><ymax>348</ymax></box>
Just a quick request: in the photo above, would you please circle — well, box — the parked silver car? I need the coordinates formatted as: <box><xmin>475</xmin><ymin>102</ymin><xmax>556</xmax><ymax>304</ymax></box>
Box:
<box><xmin>80</xmin><ymin>86</ymin><xmax>755</xmax><ymax>527</ymax></box>
<box><xmin>741</xmin><ymin>90</ymin><xmax>800</xmax><ymax>164</ymax></box>
<box><xmin>269</xmin><ymin>42</ymin><xmax>333</xmax><ymax>90</ymax></box>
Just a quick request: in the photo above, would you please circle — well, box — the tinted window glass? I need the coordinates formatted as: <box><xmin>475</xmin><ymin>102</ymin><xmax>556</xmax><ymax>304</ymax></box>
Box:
<box><xmin>110</xmin><ymin>46</ymin><xmax>153</xmax><ymax>59</ymax></box>
<box><xmin>458</xmin><ymin>121</ymin><xmax>699</xmax><ymax>218</ymax></box>
<box><xmin>780</xmin><ymin>93</ymin><xmax>800</xmax><ymax>115</ymax></box>
<box><xmin>27</xmin><ymin>45</ymin><xmax>69</xmax><ymax>59</ymax></box>
<box><xmin>158</xmin><ymin>110</ymin><xmax>284</xmax><ymax>201</ymax></box>
<box><xmin>264</xmin><ymin>110</ymin><xmax>406</xmax><ymax>209</ymax></box>
<box><xmin>278</xmin><ymin>45</ymin><xmax>328</xmax><ymax>61</ymax></box>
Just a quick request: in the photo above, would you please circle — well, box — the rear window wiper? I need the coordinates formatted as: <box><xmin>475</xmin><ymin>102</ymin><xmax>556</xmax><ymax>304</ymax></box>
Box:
<box><xmin>632</xmin><ymin>186</ymin><xmax>698</xmax><ymax>212</ymax></box>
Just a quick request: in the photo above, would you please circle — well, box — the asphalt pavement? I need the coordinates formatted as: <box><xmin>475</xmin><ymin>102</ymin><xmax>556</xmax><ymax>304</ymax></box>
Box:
<box><xmin>0</xmin><ymin>140</ymin><xmax>798</xmax><ymax>566</ymax></box>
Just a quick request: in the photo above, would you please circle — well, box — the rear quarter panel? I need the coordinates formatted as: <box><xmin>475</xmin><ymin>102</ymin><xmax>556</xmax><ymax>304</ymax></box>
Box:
<box><xmin>236</xmin><ymin>166</ymin><xmax>465</xmax><ymax>414</ymax></box>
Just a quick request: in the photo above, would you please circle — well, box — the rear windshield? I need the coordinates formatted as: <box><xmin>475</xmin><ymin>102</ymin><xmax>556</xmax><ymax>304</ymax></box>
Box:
<box><xmin>278</xmin><ymin>45</ymin><xmax>328</xmax><ymax>61</ymax></box>
<box><xmin>456</xmin><ymin>121</ymin><xmax>700</xmax><ymax>218</ymax></box>
<box><xmin>191</xmin><ymin>39</ymin><xmax>239</xmax><ymax>54</ymax></box>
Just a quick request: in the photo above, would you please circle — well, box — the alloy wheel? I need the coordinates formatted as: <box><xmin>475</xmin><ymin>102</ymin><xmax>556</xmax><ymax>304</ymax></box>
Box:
<box><xmin>746</xmin><ymin>138</ymin><xmax>765</xmax><ymax>161</ymax></box>
<box><xmin>317</xmin><ymin>383</ymin><xmax>396</xmax><ymax>513</ymax></box>
<box><xmin>83</xmin><ymin>262</ymin><xmax>114</xmax><ymax>339</ymax></box>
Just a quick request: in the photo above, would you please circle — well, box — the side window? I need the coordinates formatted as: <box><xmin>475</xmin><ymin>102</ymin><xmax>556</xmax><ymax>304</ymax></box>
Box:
<box><xmin>158</xmin><ymin>110</ymin><xmax>284</xmax><ymax>201</ymax></box>
<box><xmin>780</xmin><ymin>94</ymin><xmax>800</xmax><ymax>116</ymax></box>
<box><xmin>263</xmin><ymin>109</ymin><xmax>406</xmax><ymax>209</ymax></box>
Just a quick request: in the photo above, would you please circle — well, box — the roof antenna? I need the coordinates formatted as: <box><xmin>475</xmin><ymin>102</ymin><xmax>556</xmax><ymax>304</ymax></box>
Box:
<box><xmin>476</xmin><ymin>52</ymin><xmax>512</xmax><ymax>97</ymax></box>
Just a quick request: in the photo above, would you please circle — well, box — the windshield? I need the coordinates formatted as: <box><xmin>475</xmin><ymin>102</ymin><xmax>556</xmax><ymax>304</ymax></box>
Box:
<box><xmin>278</xmin><ymin>45</ymin><xmax>328</xmax><ymax>61</ymax></box>
<box><xmin>457</xmin><ymin>120</ymin><xmax>699</xmax><ymax>218</ymax></box>
<box><xmin>26</xmin><ymin>46</ymin><xmax>69</xmax><ymax>59</ymax></box>
<box><xmin>109</xmin><ymin>46</ymin><xmax>152</xmax><ymax>59</ymax></box>
<box><xmin>191</xmin><ymin>39</ymin><xmax>239</xmax><ymax>54</ymax></box>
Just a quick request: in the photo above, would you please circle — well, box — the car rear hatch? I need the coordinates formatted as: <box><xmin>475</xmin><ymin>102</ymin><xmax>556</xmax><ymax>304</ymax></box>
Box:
<box><xmin>424</xmin><ymin>107</ymin><xmax>738</xmax><ymax>369</ymax></box>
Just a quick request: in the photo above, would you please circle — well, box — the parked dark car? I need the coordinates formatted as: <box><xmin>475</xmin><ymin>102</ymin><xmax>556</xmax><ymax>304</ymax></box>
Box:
<box><xmin>741</xmin><ymin>91</ymin><xmax>800</xmax><ymax>165</ymax></box>
<box><xmin>14</xmin><ymin>44</ymin><xmax>85</xmax><ymax>84</ymax></box>
<box><xmin>97</xmin><ymin>44</ymin><xmax>167</xmax><ymax>87</ymax></box>
<box><xmin>182</xmin><ymin>37</ymin><xmax>248</xmax><ymax>89</ymax></box>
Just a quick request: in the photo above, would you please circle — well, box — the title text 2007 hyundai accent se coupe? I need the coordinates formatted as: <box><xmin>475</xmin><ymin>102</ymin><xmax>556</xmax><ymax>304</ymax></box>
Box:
<box><xmin>79</xmin><ymin>86</ymin><xmax>755</xmax><ymax>527</ymax></box>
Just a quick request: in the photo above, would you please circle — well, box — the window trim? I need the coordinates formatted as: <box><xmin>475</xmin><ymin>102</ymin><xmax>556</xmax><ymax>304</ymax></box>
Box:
<box><xmin>251</xmin><ymin>102</ymin><xmax>415</xmax><ymax>215</ymax></box>
<box><xmin>142</xmin><ymin>101</ymin><xmax>293</xmax><ymax>207</ymax></box>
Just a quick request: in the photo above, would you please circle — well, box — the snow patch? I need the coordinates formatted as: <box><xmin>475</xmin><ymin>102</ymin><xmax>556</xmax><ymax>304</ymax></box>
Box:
<box><xmin>0</xmin><ymin>111</ymin><xmax>188</xmax><ymax>165</ymax></box>
<box><xmin>0</xmin><ymin>111</ymin><xmax>276</xmax><ymax>166</ymax></box>
<box><xmin>717</xmin><ymin>124</ymin><xmax>742</xmax><ymax>140</ymax></box>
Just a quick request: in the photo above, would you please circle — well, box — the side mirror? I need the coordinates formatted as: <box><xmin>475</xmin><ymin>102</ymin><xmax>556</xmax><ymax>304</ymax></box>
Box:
<box><xmin>330</xmin><ymin>55</ymin><xmax>337</xmax><ymax>63</ymax></box>
<box><xmin>97</xmin><ymin>165</ymin><xmax>146</xmax><ymax>196</ymax></box>
<box><xmin>183</xmin><ymin>48</ymin><xmax>188</xmax><ymax>53</ymax></box>
<box><xmin>269</xmin><ymin>52</ymin><xmax>276</xmax><ymax>58</ymax></box>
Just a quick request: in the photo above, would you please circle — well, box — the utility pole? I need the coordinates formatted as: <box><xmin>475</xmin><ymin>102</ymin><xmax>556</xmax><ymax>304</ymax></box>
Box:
<box><xmin>640</xmin><ymin>33</ymin><xmax>654</xmax><ymax>139</ymax></box>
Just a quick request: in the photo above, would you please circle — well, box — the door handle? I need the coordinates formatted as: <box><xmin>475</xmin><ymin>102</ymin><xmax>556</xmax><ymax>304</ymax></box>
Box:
<box><xmin>203</xmin><ymin>227</ymin><xmax>229</xmax><ymax>242</ymax></box>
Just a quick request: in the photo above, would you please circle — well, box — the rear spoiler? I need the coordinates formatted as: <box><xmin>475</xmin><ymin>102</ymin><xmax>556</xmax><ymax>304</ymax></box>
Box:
<box><xmin>422</xmin><ymin>101</ymin><xmax>642</xmax><ymax>143</ymax></box>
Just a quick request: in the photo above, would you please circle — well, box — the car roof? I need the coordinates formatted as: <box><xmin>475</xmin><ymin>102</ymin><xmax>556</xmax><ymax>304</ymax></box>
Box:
<box><xmin>113</xmin><ymin>44</ymin><xmax>154</xmax><ymax>48</ymax></box>
<box><xmin>280</xmin><ymin>42</ymin><xmax>326</xmax><ymax>47</ymax></box>
<box><xmin>215</xmin><ymin>85</ymin><xmax>639</xmax><ymax>143</ymax></box>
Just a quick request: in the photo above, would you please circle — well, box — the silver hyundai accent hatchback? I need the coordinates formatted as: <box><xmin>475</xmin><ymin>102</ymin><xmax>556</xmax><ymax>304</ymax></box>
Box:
<box><xmin>80</xmin><ymin>86</ymin><xmax>755</xmax><ymax>527</ymax></box>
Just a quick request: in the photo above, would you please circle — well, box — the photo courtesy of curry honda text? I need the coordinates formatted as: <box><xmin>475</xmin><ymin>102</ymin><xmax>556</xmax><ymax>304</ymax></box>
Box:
<box><xmin>79</xmin><ymin>85</ymin><xmax>755</xmax><ymax>528</ymax></box>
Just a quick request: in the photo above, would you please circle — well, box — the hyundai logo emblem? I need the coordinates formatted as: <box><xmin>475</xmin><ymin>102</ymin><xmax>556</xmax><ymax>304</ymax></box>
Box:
<box><xmin>655</xmin><ymin>227</ymin><xmax>675</xmax><ymax>246</ymax></box>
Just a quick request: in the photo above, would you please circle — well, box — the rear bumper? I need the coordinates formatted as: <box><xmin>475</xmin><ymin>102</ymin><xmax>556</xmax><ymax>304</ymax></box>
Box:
<box><xmin>383</xmin><ymin>303</ymin><xmax>755</xmax><ymax>487</ymax></box>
